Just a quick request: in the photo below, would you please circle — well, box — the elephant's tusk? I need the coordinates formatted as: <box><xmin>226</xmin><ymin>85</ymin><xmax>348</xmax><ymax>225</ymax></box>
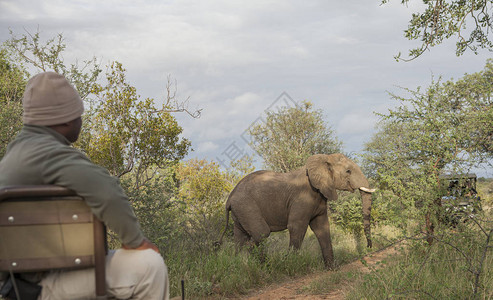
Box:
<box><xmin>359</xmin><ymin>187</ymin><xmax>376</xmax><ymax>193</ymax></box>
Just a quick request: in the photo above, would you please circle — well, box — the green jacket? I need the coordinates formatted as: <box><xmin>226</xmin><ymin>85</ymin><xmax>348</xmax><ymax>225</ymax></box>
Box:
<box><xmin>0</xmin><ymin>125</ymin><xmax>144</xmax><ymax>248</ymax></box>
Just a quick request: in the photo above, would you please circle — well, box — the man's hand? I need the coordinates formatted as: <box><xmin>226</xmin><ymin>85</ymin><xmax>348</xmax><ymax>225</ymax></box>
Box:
<box><xmin>123</xmin><ymin>238</ymin><xmax>160</xmax><ymax>254</ymax></box>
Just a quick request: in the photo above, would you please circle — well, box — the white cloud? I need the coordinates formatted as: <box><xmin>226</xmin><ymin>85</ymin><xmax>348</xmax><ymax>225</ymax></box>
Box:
<box><xmin>337</xmin><ymin>113</ymin><xmax>377</xmax><ymax>136</ymax></box>
<box><xmin>196</xmin><ymin>141</ymin><xmax>219</xmax><ymax>153</ymax></box>
<box><xmin>178</xmin><ymin>91</ymin><xmax>265</xmax><ymax>143</ymax></box>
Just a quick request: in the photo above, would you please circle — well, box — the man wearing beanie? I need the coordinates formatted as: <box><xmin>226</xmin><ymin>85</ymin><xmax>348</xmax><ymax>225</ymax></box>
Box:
<box><xmin>0</xmin><ymin>72</ymin><xmax>169</xmax><ymax>300</ymax></box>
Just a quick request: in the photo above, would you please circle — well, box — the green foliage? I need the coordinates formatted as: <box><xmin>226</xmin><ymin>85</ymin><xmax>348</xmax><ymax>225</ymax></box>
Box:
<box><xmin>332</xmin><ymin>192</ymin><xmax>365</xmax><ymax>236</ymax></box>
<box><xmin>176</xmin><ymin>158</ymin><xmax>233</xmax><ymax>207</ymax></box>
<box><xmin>155</xmin><ymin>156</ymin><xmax>258</xmax><ymax>298</ymax></box>
<box><xmin>346</xmin><ymin>222</ymin><xmax>493</xmax><ymax>299</ymax></box>
<box><xmin>383</xmin><ymin>0</ymin><xmax>493</xmax><ymax>60</ymax></box>
<box><xmin>248</xmin><ymin>101</ymin><xmax>342</xmax><ymax>172</ymax></box>
<box><xmin>120</xmin><ymin>168</ymin><xmax>178</xmax><ymax>251</ymax></box>
<box><xmin>370</xmin><ymin>189</ymin><xmax>409</xmax><ymax>228</ymax></box>
<box><xmin>449</xmin><ymin>59</ymin><xmax>493</xmax><ymax>158</ymax></box>
<box><xmin>4</xmin><ymin>30</ymin><xmax>101</xmax><ymax>99</ymax></box>
<box><xmin>0</xmin><ymin>48</ymin><xmax>27</xmax><ymax>157</ymax></box>
<box><xmin>81</xmin><ymin>62</ymin><xmax>191</xmax><ymax>182</ymax></box>
<box><xmin>329</xmin><ymin>190</ymin><xmax>403</xmax><ymax>253</ymax></box>
<box><xmin>225</xmin><ymin>154</ymin><xmax>256</xmax><ymax>184</ymax></box>
<box><xmin>1</xmin><ymin>29</ymin><xmax>101</xmax><ymax>157</ymax></box>
<box><xmin>0</xmin><ymin>48</ymin><xmax>27</xmax><ymax>103</ymax></box>
<box><xmin>364</xmin><ymin>59</ymin><xmax>493</xmax><ymax>230</ymax></box>
<box><xmin>0</xmin><ymin>100</ymin><xmax>22</xmax><ymax>158</ymax></box>
<box><xmin>169</xmin><ymin>156</ymin><xmax>255</xmax><ymax>253</ymax></box>
<box><xmin>173</xmin><ymin>159</ymin><xmax>232</xmax><ymax>251</ymax></box>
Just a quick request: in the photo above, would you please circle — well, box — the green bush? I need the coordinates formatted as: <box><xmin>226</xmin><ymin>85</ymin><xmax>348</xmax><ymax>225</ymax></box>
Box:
<box><xmin>345</xmin><ymin>217</ymin><xmax>493</xmax><ymax>299</ymax></box>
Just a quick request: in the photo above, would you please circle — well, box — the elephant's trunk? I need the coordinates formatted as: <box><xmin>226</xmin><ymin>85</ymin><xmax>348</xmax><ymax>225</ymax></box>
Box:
<box><xmin>359</xmin><ymin>189</ymin><xmax>373</xmax><ymax>248</ymax></box>
<box><xmin>349</xmin><ymin>165</ymin><xmax>374</xmax><ymax>249</ymax></box>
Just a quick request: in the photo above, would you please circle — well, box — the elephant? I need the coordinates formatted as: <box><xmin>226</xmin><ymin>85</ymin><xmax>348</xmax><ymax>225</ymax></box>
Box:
<box><xmin>218</xmin><ymin>153</ymin><xmax>375</xmax><ymax>269</ymax></box>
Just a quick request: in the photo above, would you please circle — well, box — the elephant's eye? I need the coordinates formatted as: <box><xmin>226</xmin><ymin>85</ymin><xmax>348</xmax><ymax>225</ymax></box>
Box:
<box><xmin>346</xmin><ymin>169</ymin><xmax>351</xmax><ymax>175</ymax></box>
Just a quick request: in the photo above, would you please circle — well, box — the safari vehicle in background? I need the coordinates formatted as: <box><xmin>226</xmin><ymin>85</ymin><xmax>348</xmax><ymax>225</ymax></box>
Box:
<box><xmin>439</xmin><ymin>173</ymin><xmax>482</xmax><ymax>224</ymax></box>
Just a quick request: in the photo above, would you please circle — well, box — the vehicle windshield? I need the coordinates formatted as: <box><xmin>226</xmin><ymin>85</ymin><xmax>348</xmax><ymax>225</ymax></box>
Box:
<box><xmin>440</xmin><ymin>174</ymin><xmax>477</xmax><ymax>198</ymax></box>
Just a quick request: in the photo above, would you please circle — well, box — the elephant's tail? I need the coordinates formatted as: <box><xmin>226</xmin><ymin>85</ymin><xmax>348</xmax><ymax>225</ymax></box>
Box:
<box><xmin>214</xmin><ymin>199</ymin><xmax>232</xmax><ymax>250</ymax></box>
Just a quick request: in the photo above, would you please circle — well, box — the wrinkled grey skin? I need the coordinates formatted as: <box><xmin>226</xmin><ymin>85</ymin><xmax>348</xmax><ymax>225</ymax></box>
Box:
<box><xmin>218</xmin><ymin>153</ymin><xmax>374</xmax><ymax>269</ymax></box>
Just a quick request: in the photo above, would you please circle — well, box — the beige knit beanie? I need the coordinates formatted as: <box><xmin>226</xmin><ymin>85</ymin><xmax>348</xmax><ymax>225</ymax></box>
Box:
<box><xmin>22</xmin><ymin>72</ymin><xmax>84</xmax><ymax>126</ymax></box>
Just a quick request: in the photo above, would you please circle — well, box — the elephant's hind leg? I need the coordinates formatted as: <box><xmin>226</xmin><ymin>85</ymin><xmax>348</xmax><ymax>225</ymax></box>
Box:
<box><xmin>230</xmin><ymin>200</ymin><xmax>270</xmax><ymax>264</ymax></box>
<box><xmin>232</xmin><ymin>223</ymin><xmax>267</xmax><ymax>263</ymax></box>
<box><xmin>232</xmin><ymin>203</ymin><xmax>271</xmax><ymax>246</ymax></box>
<box><xmin>233</xmin><ymin>223</ymin><xmax>250</xmax><ymax>247</ymax></box>
<box><xmin>229</xmin><ymin>197</ymin><xmax>271</xmax><ymax>266</ymax></box>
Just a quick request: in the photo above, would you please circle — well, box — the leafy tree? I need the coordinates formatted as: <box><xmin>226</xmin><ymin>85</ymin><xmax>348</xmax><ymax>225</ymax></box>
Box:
<box><xmin>81</xmin><ymin>61</ymin><xmax>191</xmax><ymax>186</ymax></box>
<box><xmin>383</xmin><ymin>0</ymin><xmax>493</xmax><ymax>61</ymax></box>
<box><xmin>364</xmin><ymin>60</ymin><xmax>493</xmax><ymax>241</ymax></box>
<box><xmin>120</xmin><ymin>167</ymin><xmax>178</xmax><ymax>252</ymax></box>
<box><xmin>1</xmin><ymin>30</ymin><xmax>102</xmax><ymax>159</ymax></box>
<box><xmin>0</xmin><ymin>96</ymin><xmax>23</xmax><ymax>159</ymax></box>
<box><xmin>174</xmin><ymin>159</ymin><xmax>233</xmax><ymax>251</ymax></box>
<box><xmin>0</xmin><ymin>48</ymin><xmax>28</xmax><ymax>157</ymax></box>
<box><xmin>0</xmin><ymin>49</ymin><xmax>26</xmax><ymax>102</ymax></box>
<box><xmin>1</xmin><ymin>30</ymin><xmax>102</xmax><ymax>158</ymax></box>
<box><xmin>4</xmin><ymin>30</ymin><xmax>101</xmax><ymax>99</ymax></box>
<box><xmin>224</xmin><ymin>154</ymin><xmax>257</xmax><ymax>184</ymax></box>
<box><xmin>176</xmin><ymin>159</ymin><xmax>232</xmax><ymax>212</ymax></box>
<box><xmin>364</xmin><ymin>121</ymin><xmax>436</xmax><ymax>231</ymax></box>
<box><xmin>171</xmin><ymin>156</ymin><xmax>256</xmax><ymax>252</ymax></box>
<box><xmin>248</xmin><ymin>101</ymin><xmax>342</xmax><ymax>172</ymax></box>
<box><xmin>3</xmin><ymin>30</ymin><xmax>197</xmax><ymax>188</ymax></box>
<box><xmin>332</xmin><ymin>192</ymin><xmax>366</xmax><ymax>250</ymax></box>
<box><xmin>447</xmin><ymin>59</ymin><xmax>493</xmax><ymax>157</ymax></box>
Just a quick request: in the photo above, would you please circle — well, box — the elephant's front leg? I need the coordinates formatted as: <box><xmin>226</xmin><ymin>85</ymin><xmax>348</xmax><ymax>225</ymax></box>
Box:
<box><xmin>309</xmin><ymin>212</ymin><xmax>334</xmax><ymax>269</ymax></box>
<box><xmin>287</xmin><ymin>220</ymin><xmax>309</xmax><ymax>250</ymax></box>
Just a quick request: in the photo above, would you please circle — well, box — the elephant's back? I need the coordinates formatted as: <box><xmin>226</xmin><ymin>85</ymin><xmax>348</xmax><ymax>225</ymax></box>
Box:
<box><xmin>233</xmin><ymin>169</ymin><xmax>299</xmax><ymax>190</ymax></box>
<box><xmin>233</xmin><ymin>170</ymin><xmax>287</xmax><ymax>191</ymax></box>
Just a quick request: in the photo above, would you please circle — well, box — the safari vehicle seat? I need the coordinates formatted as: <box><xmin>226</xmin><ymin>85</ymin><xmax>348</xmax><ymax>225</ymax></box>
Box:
<box><xmin>0</xmin><ymin>185</ymin><xmax>107</xmax><ymax>299</ymax></box>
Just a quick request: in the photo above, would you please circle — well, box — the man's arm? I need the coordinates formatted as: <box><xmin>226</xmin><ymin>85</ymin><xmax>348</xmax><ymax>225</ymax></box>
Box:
<box><xmin>123</xmin><ymin>238</ymin><xmax>160</xmax><ymax>254</ymax></box>
<box><xmin>43</xmin><ymin>148</ymin><xmax>145</xmax><ymax>248</ymax></box>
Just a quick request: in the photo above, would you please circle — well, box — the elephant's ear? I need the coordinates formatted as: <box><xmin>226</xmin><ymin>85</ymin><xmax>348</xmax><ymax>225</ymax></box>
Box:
<box><xmin>306</xmin><ymin>154</ymin><xmax>338</xmax><ymax>200</ymax></box>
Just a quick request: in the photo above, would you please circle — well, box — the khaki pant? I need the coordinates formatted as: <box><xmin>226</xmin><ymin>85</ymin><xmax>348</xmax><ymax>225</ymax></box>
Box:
<box><xmin>39</xmin><ymin>249</ymin><xmax>169</xmax><ymax>300</ymax></box>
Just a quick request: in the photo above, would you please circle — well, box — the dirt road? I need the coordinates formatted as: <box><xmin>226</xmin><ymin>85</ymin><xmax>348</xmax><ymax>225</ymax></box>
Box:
<box><xmin>242</xmin><ymin>243</ymin><xmax>403</xmax><ymax>300</ymax></box>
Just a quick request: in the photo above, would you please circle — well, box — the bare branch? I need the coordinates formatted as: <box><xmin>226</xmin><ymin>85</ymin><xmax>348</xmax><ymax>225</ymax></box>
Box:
<box><xmin>152</xmin><ymin>75</ymin><xmax>202</xmax><ymax>118</ymax></box>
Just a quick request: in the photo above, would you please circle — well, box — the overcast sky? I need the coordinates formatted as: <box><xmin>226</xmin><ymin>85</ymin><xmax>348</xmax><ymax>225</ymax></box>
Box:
<box><xmin>0</xmin><ymin>0</ymin><xmax>490</xmax><ymax>174</ymax></box>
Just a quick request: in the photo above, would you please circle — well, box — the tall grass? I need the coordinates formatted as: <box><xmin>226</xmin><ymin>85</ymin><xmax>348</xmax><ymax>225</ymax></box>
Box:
<box><xmin>344</xmin><ymin>230</ymin><xmax>492</xmax><ymax>299</ymax></box>
<box><xmin>165</xmin><ymin>222</ymin><xmax>374</xmax><ymax>299</ymax></box>
<box><xmin>166</xmin><ymin>242</ymin><xmax>322</xmax><ymax>299</ymax></box>
<box><xmin>307</xmin><ymin>216</ymin><xmax>492</xmax><ymax>299</ymax></box>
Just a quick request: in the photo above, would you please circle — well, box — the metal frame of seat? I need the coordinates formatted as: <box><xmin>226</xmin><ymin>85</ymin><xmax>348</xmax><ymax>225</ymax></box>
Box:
<box><xmin>0</xmin><ymin>185</ymin><xmax>107</xmax><ymax>299</ymax></box>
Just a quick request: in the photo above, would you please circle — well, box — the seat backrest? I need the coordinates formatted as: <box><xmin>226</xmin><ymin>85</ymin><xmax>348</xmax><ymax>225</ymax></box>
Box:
<box><xmin>0</xmin><ymin>185</ymin><xmax>106</xmax><ymax>298</ymax></box>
